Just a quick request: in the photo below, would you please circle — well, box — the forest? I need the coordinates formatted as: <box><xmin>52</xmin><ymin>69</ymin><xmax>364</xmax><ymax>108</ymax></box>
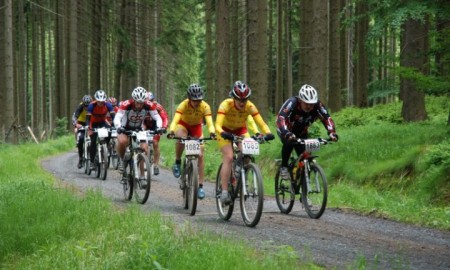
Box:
<box><xmin>0</xmin><ymin>0</ymin><xmax>449</xmax><ymax>143</ymax></box>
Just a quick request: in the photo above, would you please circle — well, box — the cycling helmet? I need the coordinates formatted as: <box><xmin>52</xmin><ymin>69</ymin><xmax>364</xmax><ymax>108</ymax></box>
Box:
<box><xmin>107</xmin><ymin>97</ymin><xmax>117</xmax><ymax>106</ymax></box>
<box><xmin>147</xmin><ymin>91</ymin><xmax>154</xmax><ymax>101</ymax></box>
<box><xmin>187</xmin><ymin>84</ymin><xmax>204</xmax><ymax>100</ymax></box>
<box><xmin>298</xmin><ymin>84</ymin><xmax>318</xmax><ymax>104</ymax></box>
<box><xmin>94</xmin><ymin>90</ymin><xmax>107</xmax><ymax>102</ymax></box>
<box><xmin>231</xmin><ymin>81</ymin><xmax>251</xmax><ymax>100</ymax></box>
<box><xmin>82</xmin><ymin>95</ymin><xmax>92</xmax><ymax>106</ymax></box>
<box><xmin>132</xmin><ymin>86</ymin><xmax>147</xmax><ymax>102</ymax></box>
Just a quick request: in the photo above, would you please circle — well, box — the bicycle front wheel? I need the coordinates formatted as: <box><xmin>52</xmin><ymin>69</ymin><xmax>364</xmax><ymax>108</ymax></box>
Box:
<box><xmin>123</xmin><ymin>160</ymin><xmax>133</xmax><ymax>201</ymax></box>
<box><xmin>186</xmin><ymin>159</ymin><xmax>198</xmax><ymax>216</ymax></box>
<box><xmin>215</xmin><ymin>163</ymin><xmax>234</xmax><ymax>221</ymax></box>
<box><xmin>133</xmin><ymin>153</ymin><xmax>151</xmax><ymax>204</ymax></box>
<box><xmin>275</xmin><ymin>166</ymin><xmax>295</xmax><ymax>214</ymax></box>
<box><xmin>302</xmin><ymin>162</ymin><xmax>328</xmax><ymax>219</ymax></box>
<box><xmin>240</xmin><ymin>163</ymin><xmax>264</xmax><ymax>227</ymax></box>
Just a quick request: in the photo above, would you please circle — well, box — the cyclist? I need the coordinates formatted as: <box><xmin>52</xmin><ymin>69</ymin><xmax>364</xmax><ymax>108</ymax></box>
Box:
<box><xmin>72</xmin><ymin>94</ymin><xmax>92</xmax><ymax>168</ymax></box>
<box><xmin>106</xmin><ymin>97</ymin><xmax>119</xmax><ymax>124</ymax></box>
<box><xmin>86</xmin><ymin>90</ymin><xmax>116</xmax><ymax>171</ymax></box>
<box><xmin>114</xmin><ymin>86</ymin><xmax>163</xmax><ymax>180</ymax></box>
<box><xmin>144</xmin><ymin>91</ymin><xmax>168</xmax><ymax>175</ymax></box>
<box><xmin>167</xmin><ymin>83</ymin><xmax>215</xmax><ymax>200</ymax></box>
<box><xmin>276</xmin><ymin>84</ymin><xmax>338</xmax><ymax>179</ymax></box>
<box><xmin>215</xmin><ymin>81</ymin><xmax>275</xmax><ymax>204</ymax></box>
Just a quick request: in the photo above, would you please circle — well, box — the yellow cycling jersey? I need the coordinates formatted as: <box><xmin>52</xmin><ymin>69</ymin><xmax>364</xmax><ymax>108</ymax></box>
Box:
<box><xmin>215</xmin><ymin>98</ymin><xmax>270</xmax><ymax>134</ymax></box>
<box><xmin>169</xmin><ymin>99</ymin><xmax>215</xmax><ymax>133</ymax></box>
<box><xmin>246</xmin><ymin>115</ymin><xmax>259</xmax><ymax>135</ymax></box>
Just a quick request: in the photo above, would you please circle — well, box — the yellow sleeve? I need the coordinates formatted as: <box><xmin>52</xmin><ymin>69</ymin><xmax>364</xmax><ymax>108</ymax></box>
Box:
<box><xmin>253</xmin><ymin>114</ymin><xmax>271</xmax><ymax>135</ymax></box>
<box><xmin>246</xmin><ymin>115</ymin><xmax>260</xmax><ymax>135</ymax></box>
<box><xmin>215</xmin><ymin>112</ymin><xmax>225</xmax><ymax>134</ymax></box>
<box><xmin>169</xmin><ymin>112</ymin><xmax>182</xmax><ymax>132</ymax></box>
<box><xmin>204</xmin><ymin>115</ymin><xmax>215</xmax><ymax>134</ymax></box>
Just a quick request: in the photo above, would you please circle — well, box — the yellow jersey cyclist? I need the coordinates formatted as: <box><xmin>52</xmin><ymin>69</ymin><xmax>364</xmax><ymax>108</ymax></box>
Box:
<box><xmin>215</xmin><ymin>81</ymin><xmax>275</xmax><ymax>204</ymax></box>
<box><xmin>167</xmin><ymin>84</ymin><xmax>216</xmax><ymax>200</ymax></box>
<box><xmin>72</xmin><ymin>94</ymin><xmax>93</xmax><ymax>168</ymax></box>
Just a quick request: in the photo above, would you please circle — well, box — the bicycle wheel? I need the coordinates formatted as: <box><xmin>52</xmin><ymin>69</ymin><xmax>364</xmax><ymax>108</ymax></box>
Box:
<box><xmin>122</xmin><ymin>160</ymin><xmax>133</xmax><ymax>201</ymax></box>
<box><xmin>110</xmin><ymin>139</ymin><xmax>119</xmax><ymax>169</ymax></box>
<box><xmin>240</xmin><ymin>163</ymin><xmax>264</xmax><ymax>227</ymax></box>
<box><xmin>215</xmin><ymin>163</ymin><xmax>234</xmax><ymax>220</ymax></box>
<box><xmin>84</xmin><ymin>142</ymin><xmax>91</xmax><ymax>175</ymax></box>
<box><xmin>94</xmin><ymin>154</ymin><xmax>101</xmax><ymax>178</ymax></box>
<box><xmin>133</xmin><ymin>153</ymin><xmax>151</xmax><ymax>204</ymax></box>
<box><xmin>99</xmin><ymin>144</ymin><xmax>108</xmax><ymax>180</ymax></box>
<box><xmin>301</xmin><ymin>162</ymin><xmax>328</xmax><ymax>219</ymax></box>
<box><xmin>147</xmin><ymin>146</ymin><xmax>154</xmax><ymax>175</ymax></box>
<box><xmin>275</xmin><ymin>166</ymin><xmax>295</xmax><ymax>214</ymax></box>
<box><xmin>186</xmin><ymin>159</ymin><xmax>198</xmax><ymax>216</ymax></box>
<box><xmin>181</xmin><ymin>161</ymin><xmax>188</xmax><ymax>209</ymax></box>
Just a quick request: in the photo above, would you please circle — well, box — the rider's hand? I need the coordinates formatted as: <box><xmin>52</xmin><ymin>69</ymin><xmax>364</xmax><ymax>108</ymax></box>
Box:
<box><xmin>210</xmin><ymin>132</ymin><xmax>216</xmax><ymax>140</ymax></box>
<box><xmin>117</xmin><ymin>127</ymin><xmax>126</xmax><ymax>134</ymax></box>
<box><xmin>167</xmin><ymin>131</ymin><xmax>175</xmax><ymax>139</ymax></box>
<box><xmin>221</xmin><ymin>132</ymin><xmax>234</xmax><ymax>141</ymax></box>
<box><xmin>87</xmin><ymin>127</ymin><xmax>93</xmax><ymax>136</ymax></box>
<box><xmin>264</xmin><ymin>133</ymin><xmax>275</xmax><ymax>141</ymax></box>
<box><xmin>157</xmin><ymin>128</ymin><xmax>166</xmax><ymax>135</ymax></box>
<box><xmin>285</xmin><ymin>132</ymin><xmax>296</xmax><ymax>141</ymax></box>
<box><xmin>329</xmin><ymin>132</ymin><xmax>339</xmax><ymax>142</ymax></box>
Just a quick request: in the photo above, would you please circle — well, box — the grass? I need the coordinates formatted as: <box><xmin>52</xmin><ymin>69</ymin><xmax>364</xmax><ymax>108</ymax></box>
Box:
<box><xmin>0</xmin><ymin>138</ymin><xmax>315</xmax><ymax>269</ymax></box>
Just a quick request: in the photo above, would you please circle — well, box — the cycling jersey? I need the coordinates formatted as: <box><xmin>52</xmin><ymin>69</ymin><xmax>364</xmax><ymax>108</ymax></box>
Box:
<box><xmin>145</xmin><ymin>101</ymin><xmax>168</xmax><ymax>129</ymax></box>
<box><xmin>72</xmin><ymin>103</ymin><xmax>88</xmax><ymax>125</ymax></box>
<box><xmin>215</xmin><ymin>98</ymin><xmax>270</xmax><ymax>135</ymax></box>
<box><xmin>168</xmin><ymin>99</ymin><xmax>215</xmax><ymax>134</ymax></box>
<box><xmin>276</xmin><ymin>96</ymin><xmax>336</xmax><ymax>138</ymax></box>
<box><xmin>86</xmin><ymin>101</ymin><xmax>115</xmax><ymax>128</ymax></box>
<box><xmin>114</xmin><ymin>99</ymin><xmax>162</xmax><ymax>130</ymax></box>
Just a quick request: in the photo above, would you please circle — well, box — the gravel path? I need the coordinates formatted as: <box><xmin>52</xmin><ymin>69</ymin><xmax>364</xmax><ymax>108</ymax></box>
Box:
<box><xmin>42</xmin><ymin>150</ymin><xmax>450</xmax><ymax>269</ymax></box>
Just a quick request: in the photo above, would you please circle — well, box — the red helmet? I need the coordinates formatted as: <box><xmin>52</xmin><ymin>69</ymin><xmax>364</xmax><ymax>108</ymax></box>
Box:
<box><xmin>231</xmin><ymin>81</ymin><xmax>251</xmax><ymax>100</ymax></box>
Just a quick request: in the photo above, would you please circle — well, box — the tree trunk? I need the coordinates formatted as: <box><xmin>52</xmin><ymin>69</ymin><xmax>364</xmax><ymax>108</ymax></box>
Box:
<box><xmin>354</xmin><ymin>1</ymin><xmax>368</xmax><ymax>107</ymax></box>
<box><xmin>328</xmin><ymin>0</ymin><xmax>341</xmax><ymax>112</ymax></box>
<box><xmin>400</xmin><ymin>18</ymin><xmax>429</xmax><ymax>122</ymax></box>
<box><xmin>216</xmin><ymin>0</ymin><xmax>230</xmax><ymax>101</ymax></box>
<box><xmin>276</xmin><ymin>0</ymin><xmax>284</xmax><ymax>108</ymax></box>
<box><xmin>3</xmin><ymin>0</ymin><xmax>15</xmax><ymax>143</ymax></box>
<box><xmin>205</xmin><ymin>0</ymin><xmax>215</xmax><ymax>109</ymax></box>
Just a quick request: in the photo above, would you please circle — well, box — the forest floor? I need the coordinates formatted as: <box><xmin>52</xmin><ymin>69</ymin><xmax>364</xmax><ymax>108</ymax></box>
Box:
<box><xmin>41</xmin><ymin>150</ymin><xmax>450</xmax><ymax>270</ymax></box>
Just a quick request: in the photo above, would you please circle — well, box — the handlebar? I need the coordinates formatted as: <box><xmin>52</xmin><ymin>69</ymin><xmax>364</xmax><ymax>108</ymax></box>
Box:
<box><xmin>292</xmin><ymin>137</ymin><xmax>332</xmax><ymax>144</ymax></box>
<box><xmin>170</xmin><ymin>136</ymin><xmax>215</xmax><ymax>143</ymax></box>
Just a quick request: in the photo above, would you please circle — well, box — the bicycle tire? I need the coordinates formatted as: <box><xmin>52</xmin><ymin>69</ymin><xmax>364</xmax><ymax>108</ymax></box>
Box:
<box><xmin>94</xmin><ymin>153</ymin><xmax>101</xmax><ymax>178</ymax></box>
<box><xmin>301</xmin><ymin>162</ymin><xmax>328</xmax><ymax>219</ymax></box>
<box><xmin>215</xmin><ymin>163</ymin><xmax>234</xmax><ymax>220</ymax></box>
<box><xmin>122</xmin><ymin>160</ymin><xmax>133</xmax><ymax>201</ymax></box>
<box><xmin>182</xmin><ymin>161</ymin><xmax>188</xmax><ymax>209</ymax></box>
<box><xmin>99</xmin><ymin>144</ymin><xmax>108</xmax><ymax>180</ymax></box>
<box><xmin>274</xmin><ymin>166</ymin><xmax>295</xmax><ymax>214</ymax></box>
<box><xmin>186</xmin><ymin>159</ymin><xmax>198</xmax><ymax>216</ymax></box>
<box><xmin>240</xmin><ymin>163</ymin><xmax>264</xmax><ymax>227</ymax></box>
<box><xmin>133</xmin><ymin>153</ymin><xmax>151</xmax><ymax>204</ymax></box>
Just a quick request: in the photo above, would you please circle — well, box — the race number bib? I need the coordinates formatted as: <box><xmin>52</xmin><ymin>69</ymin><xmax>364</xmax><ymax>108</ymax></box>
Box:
<box><xmin>97</xmin><ymin>127</ymin><xmax>109</xmax><ymax>138</ymax></box>
<box><xmin>304</xmin><ymin>139</ymin><xmax>321</xmax><ymax>152</ymax></box>
<box><xmin>242</xmin><ymin>138</ymin><xmax>259</xmax><ymax>155</ymax></box>
<box><xmin>185</xmin><ymin>140</ymin><xmax>201</xmax><ymax>155</ymax></box>
<box><xmin>136</xmin><ymin>131</ymin><xmax>147</xmax><ymax>142</ymax></box>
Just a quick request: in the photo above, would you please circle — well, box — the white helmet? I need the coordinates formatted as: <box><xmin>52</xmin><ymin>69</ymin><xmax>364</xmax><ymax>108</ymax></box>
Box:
<box><xmin>298</xmin><ymin>84</ymin><xmax>318</xmax><ymax>104</ymax></box>
<box><xmin>132</xmin><ymin>86</ymin><xmax>147</xmax><ymax>102</ymax></box>
<box><xmin>94</xmin><ymin>90</ymin><xmax>107</xmax><ymax>102</ymax></box>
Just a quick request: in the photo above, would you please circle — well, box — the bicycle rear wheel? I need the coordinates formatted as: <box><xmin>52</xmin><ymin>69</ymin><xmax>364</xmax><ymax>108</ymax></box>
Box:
<box><xmin>133</xmin><ymin>153</ymin><xmax>151</xmax><ymax>204</ymax></box>
<box><xmin>302</xmin><ymin>163</ymin><xmax>328</xmax><ymax>219</ymax></box>
<box><xmin>99</xmin><ymin>144</ymin><xmax>108</xmax><ymax>180</ymax></box>
<box><xmin>275</xmin><ymin>166</ymin><xmax>295</xmax><ymax>214</ymax></box>
<box><xmin>215</xmin><ymin>163</ymin><xmax>234</xmax><ymax>221</ymax></box>
<box><xmin>123</xmin><ymin>160</ymin><xmax>133</xmax><ymax>201</ymax></box>
<box><xmin>240</xmin><ymin>163</ymin><xmax>264</xmax><ymax>227</ymax></box>
<box><xmin>186</xmin><ymin>159</ymin><xmax>198</xmax><ymax>216</ymax></box>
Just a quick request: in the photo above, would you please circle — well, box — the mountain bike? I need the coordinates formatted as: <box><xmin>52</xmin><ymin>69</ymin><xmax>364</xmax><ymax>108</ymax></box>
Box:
<box><xmin>121</xmin><ymin>129</ymin><xmax>152</xmax><ymax>204</ymax></box>
<box><xmin>215</xmin><ymin>135</ymin><xmax>270</xmax><ymax>227</ymax></box>
<box><xmin>108</xmin><ymin>127</ymin><xmax>119</xmax><ymax>169</ymax></box>
<box><xmin>91</xmin><ymin>127</ymin><xmax>111</xmax><ymax>180</ymax></box>
<box><xmin>275</xmin><ymin>137</ymin><xmax>331</xmax><ymax>219</ymax></box>
<box><xmin>171</xmin><ymin>136</ymin><xmax>214</xmax><ymax>216</ymax></box>
<box><xmin>146</xmin><ymin>130</ymin><xmax>157</xmax><ymax>176</ymax></box>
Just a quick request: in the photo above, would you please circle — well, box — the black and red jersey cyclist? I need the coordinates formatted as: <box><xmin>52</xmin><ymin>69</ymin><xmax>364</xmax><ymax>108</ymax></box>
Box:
<box><xmin>86</xmin><ymin>90</ymin><xmax>116</xmax><ymax>170</ymax></box>
<box><xmin>276</xmin><ymin>84</ymin><xmax>338</xmax><ymax>178</ymax></box>
<box><xmin>144</xmin><ymin>91</ymin><xmax>168</xmax><ymax>175</ymax></box>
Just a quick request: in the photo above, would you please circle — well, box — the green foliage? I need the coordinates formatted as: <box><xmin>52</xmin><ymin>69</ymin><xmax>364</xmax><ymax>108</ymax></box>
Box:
<box><xmin>395</xmin><ymin>66</ymin><xmax>450</xmax><ymax>95</ymax></box>
<box><xmin>54</xmin><ymin>117</ymin><xmax>69</xmax><ymax>137</ymax></box>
